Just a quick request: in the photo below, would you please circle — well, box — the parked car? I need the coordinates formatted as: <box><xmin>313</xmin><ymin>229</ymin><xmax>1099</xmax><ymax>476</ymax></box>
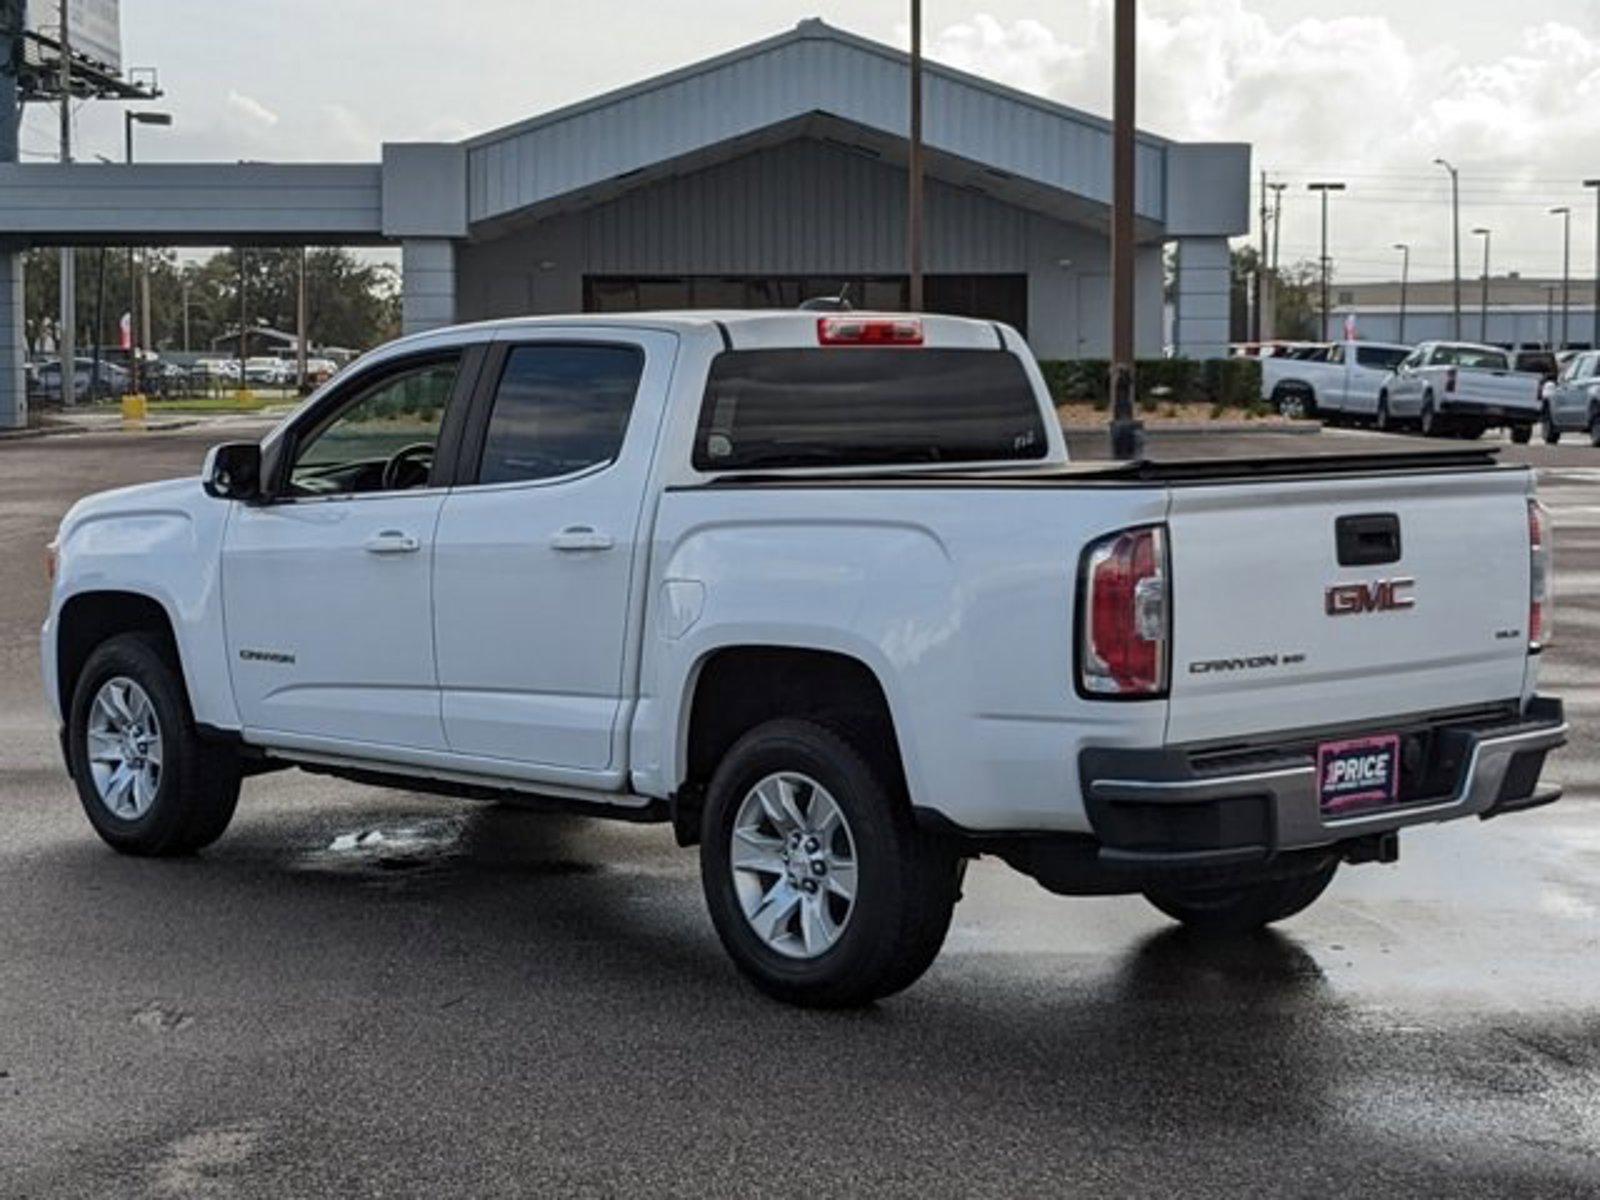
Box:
<box><xmin>1261</xmin><ymin>339</ymin><xmax>1411</xmax><ymax>420</ymax></box>
<box><xmin>1540</xmin><ymin>349</ymin><xmax>1600</xmax><ymax>444</ymax></box>
<box><xmin>1378</xmin><ymin>341</ymin><xmax>1543</xmax><ymax>440</ymax></box>
<box><xmin>41</xmin><ymin>312</ymin><xmax>1566</xmax><ymax>1007</ymax></box>
<box><xmin>29</xmin><ymin>357</ymin><xmax>131</xmax><ymax>403</ymax></box>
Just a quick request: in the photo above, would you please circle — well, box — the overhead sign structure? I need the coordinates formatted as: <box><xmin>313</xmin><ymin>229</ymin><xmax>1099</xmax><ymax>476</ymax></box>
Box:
<box><xmin>24</xmin><ymin>0</ymin><xmax>122</xmax><ymax>73</ymax></box>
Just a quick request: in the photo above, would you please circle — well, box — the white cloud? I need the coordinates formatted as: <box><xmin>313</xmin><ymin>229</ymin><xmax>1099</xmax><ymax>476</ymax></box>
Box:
<box><xmin>927</xmin><ymin>3</ymin><xmax>1600</xmax><ymax>281</ymax></box>
<box><xmin>225</xmin><ymin>91</ymin><xmax>280</xmax><ymax>128</ymax></box>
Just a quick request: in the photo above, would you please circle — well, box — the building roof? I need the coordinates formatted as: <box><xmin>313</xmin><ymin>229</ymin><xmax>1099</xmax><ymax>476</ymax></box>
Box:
<box><xmin>462</xmin><ymin>18</ymin><xmax>1248</xmax><ymax>239</ymax></box>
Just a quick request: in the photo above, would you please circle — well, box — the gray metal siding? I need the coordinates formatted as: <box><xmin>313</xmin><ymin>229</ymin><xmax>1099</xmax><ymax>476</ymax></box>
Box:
<box><xmin>581</xmin><ymin>139</ymin><xmax>1028</xmax><ymax>276</ymax></box>
<box><xmin>0</xmin><ymin>163</ymin><xmax>384</xmax><ymax>242</ymax></box>
<box><xmin>466</xmin><ymin>28</ymin><xmax>1166</xmax><ymax>227</ymax></box>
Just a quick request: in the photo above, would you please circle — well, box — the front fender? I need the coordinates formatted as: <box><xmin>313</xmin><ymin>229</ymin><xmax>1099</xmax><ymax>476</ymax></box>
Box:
<box><xmin>46</xmin><ymin>478</ymin><xmax>238</xmax><ymax>729</ymax></box>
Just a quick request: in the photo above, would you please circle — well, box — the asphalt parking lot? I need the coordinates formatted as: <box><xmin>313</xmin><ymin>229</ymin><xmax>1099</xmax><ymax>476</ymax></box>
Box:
<box><xmin>2</xmin><ymin>420</ymin><xmax>1597</xmax><ymax>1197</ymax></box>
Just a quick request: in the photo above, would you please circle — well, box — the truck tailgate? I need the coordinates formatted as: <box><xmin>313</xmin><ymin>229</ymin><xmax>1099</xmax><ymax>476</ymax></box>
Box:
<box><xmin>1165</xmin><ymin>467</ymin><xmax>1532</xmax><ymax>744</ymax></box>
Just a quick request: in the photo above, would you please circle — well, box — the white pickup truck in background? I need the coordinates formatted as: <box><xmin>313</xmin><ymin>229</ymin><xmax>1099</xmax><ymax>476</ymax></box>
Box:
<box><xmin>1261</xmin><ymin>340</ymin><xmax>1412</xmax><ymax>420</ymax></box>
<box><xmin>1378</xmin><ymin>341</ymin><xmax>1545</xmax><ymax>441</ymax></box>
<box><xmin>41</xmin><ymin>312</ymin><xmax>1566</xmax><ymax>1008</ymax></box>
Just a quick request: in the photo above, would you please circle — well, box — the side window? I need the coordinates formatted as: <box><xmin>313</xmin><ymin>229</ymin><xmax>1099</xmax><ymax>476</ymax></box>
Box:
<box><xmin>288</xmin><ymin>356</ymin><xmax>459</xmax><ymax>497</ymax></box>
<box><xmin>1328</xmin><ymin>344</ymin><xmax>1345</xmax><ymax>364</ymax></box>
<box><xmin>475</xmin><ymin>344</ymin><xmax>645</xmax><ymax>485</ymax></box>
<box><xmin>1581</xmin><ymin>354</ymin><xmax>1598</xmax><ymax>381</ymax></box>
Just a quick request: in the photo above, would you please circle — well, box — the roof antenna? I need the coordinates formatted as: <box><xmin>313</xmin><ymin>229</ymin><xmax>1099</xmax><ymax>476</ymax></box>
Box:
<box><xmin>799</xmin><ymin>282</ymin><xmax>854</xmax><ymax>312</ymax></box>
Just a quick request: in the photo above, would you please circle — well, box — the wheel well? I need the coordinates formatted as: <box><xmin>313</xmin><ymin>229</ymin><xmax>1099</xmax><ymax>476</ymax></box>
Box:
<box><xmin>56</xmin><ymin>591</ymin><xmax>181</xmax><ymax>711</ymax></box>
<box><xmin>674</xmin><ymin>647</ymin><xmax>903</xmax><ymax>845</ymax></box>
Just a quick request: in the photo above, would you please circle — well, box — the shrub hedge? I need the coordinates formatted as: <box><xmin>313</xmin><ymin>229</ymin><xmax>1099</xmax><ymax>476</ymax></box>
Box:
<box><xmin>1038</xmin><ymin>358</ymin><xmax>1265</xmax><ymax>413</ymax></box>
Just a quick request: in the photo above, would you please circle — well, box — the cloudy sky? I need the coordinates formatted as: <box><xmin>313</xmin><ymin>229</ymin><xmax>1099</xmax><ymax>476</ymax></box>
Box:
<box><xmin>20</xmin><ymin>0</ymin><xmax>1600</xmax><ymax>283</ymax></box>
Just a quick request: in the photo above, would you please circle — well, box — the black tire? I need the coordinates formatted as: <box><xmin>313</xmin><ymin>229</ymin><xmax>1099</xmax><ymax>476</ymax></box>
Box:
<box><xmin>1509</xmin><ymin>423</ymin><xmax>1533</xmax><ymax>445</ymax></box>
<box><xmin>1375</xmin><ymin>394</ymin><xmax>1392</xmax><ymax>432</ymax></box>
<box><xmin>699</xmin><ymin>718</ymin><xmax>961</xmax><ymax>1008</ymax></box>
<box><xmin>1542</xmin><ymin>407</ymin><xmax>1562</xmax><ymax>444</ymax></box>
<box><xmin>1273</xmin><ymin>385</ymin><xmax>1314</xmax><ymax>421</ymax></box>
<box><xmin>1419</xmin><ymin>395</ymin><xmax>1440</xmax><ymax>437</ymax></box>
<box><xmin>67</xmin><ymin>633</ymin><xmax>241</xmax><ymax>857</ymax></box>
<box><xmin>1144</xmin><ymin>860</ymin><xmax>1338</xmax><ymax>936</ymax></box>
<box><xmin>1590</xmin><ymin>410</ymin><xmax>1600</xmax><ymax>448</ymax></box>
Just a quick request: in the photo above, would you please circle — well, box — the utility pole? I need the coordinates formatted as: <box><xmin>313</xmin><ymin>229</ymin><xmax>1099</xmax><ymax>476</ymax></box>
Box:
<box><xmin>906</xmin><ymin>0</ymin><xmax>924</xmax><ymax>313</ymax></box>
<box><xmin>1471</xmin><ymin>228</ymin><xmax>1491</xmax><ymax>344</ymax></box>
<box><xmin>1435</xmin><ymin>158</ymin><xmax>1461</xmax><ymax>340</ymax></box>
<box><xmin>237</xmin><ymin>247</ymin><xmax>248</xmax><ymax>390</ymax></box>
<box><xmin>123</xmin><ymin>110</ymin><xmax>171</xmax><ymax>397</ymax></box>
<box><xmin>1269</xmin><ymin>182</ymin><xmax>1287</xmax><ymax>273</ymax></box>
<box><xmin>296</xmin><ymin>247</ymin><xmax>309</xmax><ymax>392</ymax></box>
<box><xmin>1587</xmin><ymin>180</ymin><xmax>1600</xmax><ymax>350</ymax></box>
<box><xmin>1308</xmin><ymin>182</ymin><xmax>1345</xmax><ymax>340</ymax></box>
<box><xmin>58</xmin><ymin>0</ymin><xmax>75</xmax><ymax>405</ymax></box>
<box><xmin>181</xmin><ymin>271</ymin><xmax>191</xmax><ymax>352</ymax></box>
<box><xmin>1393</xmin><ymin>243</ymin><xmax>1410</xmax><ymax>344</ymax></box>
<box><xmin>1255</xmin><ymin>169</ymin><xmax>1269</xmax><ymax>343</ymax></box>
<box><xmin>1108</xmin><ymin>0</ymin><xmax>1140</xmax><ymax>459</ymax></box>
<box><xmin>1551</xmin><ymin>206</ymin><xmax>1572</xmax><ymax>350</ymax></box>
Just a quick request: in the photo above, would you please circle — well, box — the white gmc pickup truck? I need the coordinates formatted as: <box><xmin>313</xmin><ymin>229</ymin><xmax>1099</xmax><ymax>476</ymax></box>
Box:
<box><xmin>42</xmin><ymin>312</ymin><xmax>1566</xmax><ymax>1007</ymax></box>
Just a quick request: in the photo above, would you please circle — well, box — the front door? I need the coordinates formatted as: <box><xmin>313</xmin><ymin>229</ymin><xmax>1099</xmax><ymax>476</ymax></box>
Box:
<box><xmin>432</xmin><ymin>331</ymin><xmax>676</xmax><ymax>783</ymax></box>
<box><xmin>223</xmin><ymin>351</ymin><xmax>470</xmax><ymax>751</ymax></box>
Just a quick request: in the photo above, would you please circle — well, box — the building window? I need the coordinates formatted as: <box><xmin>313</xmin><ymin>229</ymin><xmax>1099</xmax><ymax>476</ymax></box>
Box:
<box><xmin>583</xmin><ymin>275</ymin><xmax>1028</xmax><ymax>335</ymax></box>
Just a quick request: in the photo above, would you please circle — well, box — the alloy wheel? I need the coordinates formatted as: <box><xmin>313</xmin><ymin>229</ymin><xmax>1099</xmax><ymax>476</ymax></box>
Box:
<box><xmin>85</xmin><ymin>676</ymin><xmax>163</xmax><ymax>820</ymax></box>
<box><xmin>729</xmin><ymin>772</ymin><xmax>858</xmax><ymax>959</ymax></box>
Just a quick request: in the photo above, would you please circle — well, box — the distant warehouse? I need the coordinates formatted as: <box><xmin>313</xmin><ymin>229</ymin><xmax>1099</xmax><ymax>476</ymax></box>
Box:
<box><xmin>0</xmin><ymin>19</ymin><xmax>1251</xmax><ymax>429</ymax></box>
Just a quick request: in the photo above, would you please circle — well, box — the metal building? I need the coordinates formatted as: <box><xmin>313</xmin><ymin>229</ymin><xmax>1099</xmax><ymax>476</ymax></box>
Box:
<box><xmin>0</xmin><ymin>19</ymin><xmax>1251</xmax><ymax>429</ymax></box>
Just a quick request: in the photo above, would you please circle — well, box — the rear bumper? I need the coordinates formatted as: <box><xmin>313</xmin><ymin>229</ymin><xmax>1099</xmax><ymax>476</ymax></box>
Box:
<box><xmin>1437</xmin><ymin>400</ymin><xmax>1537</xmax><ymax>424</ymax></box>
<box><xmin>1077</xmin><ymin>696</ymin><xmax>1566</xmax><ymax>868</ymax></box>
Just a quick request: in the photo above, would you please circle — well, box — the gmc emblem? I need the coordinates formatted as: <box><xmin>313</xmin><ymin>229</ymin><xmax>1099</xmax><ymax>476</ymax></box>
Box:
<box><xmin>1326</xmin><ymin>578</ymin><xmax>1416</xmax><ymax>616</ymax></box>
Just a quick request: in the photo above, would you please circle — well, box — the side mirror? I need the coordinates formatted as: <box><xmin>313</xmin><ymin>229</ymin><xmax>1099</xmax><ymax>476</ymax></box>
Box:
<box><xmin>202</xmin><ymin>442</ymin><xmax>263</xmax><ymax>501</ymax></box>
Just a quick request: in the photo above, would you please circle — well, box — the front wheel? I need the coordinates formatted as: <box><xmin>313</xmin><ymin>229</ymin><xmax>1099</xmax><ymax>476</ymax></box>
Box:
<box><xmin>699</xmin><ymin>719</ymin><xmax>961</xmax><ymax>1008</ymax></box>
<box><xmin>1375</xmin><ymin>395</ymin><xmax>1392</xmax><ymax>432</ymax></box>
<box><xmin>67</xmin><ymin>633</ymin><xmax>241</xmax><ymax>856</ymax></box>
<box><xmin>1144</xmin><ymin>860</ymin><xmax>1338</xmax><ymax>936</ymax></box>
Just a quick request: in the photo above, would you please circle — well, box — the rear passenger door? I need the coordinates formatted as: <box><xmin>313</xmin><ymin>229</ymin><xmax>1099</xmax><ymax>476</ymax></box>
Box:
<box><xmin>431</xmin><ymin>330</ymin><xmax>678</xmax><ymax>785</ymax></box>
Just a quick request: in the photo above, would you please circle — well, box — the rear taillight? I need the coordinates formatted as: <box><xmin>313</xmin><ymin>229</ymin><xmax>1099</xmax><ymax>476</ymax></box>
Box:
<box><xmin>1529</xmin><ymin>498</ymin><xmax>1551</xmax><ymax>651</ymax></box>
<box><xmin>1079</xmin><ymin>525</ymin><xmax>1170</xmax><ymax>697</ymax></box>
<box><xmin>816</xmin><ymin>317</ymin><xmax>924</xmax><ymax>346</ymax></box>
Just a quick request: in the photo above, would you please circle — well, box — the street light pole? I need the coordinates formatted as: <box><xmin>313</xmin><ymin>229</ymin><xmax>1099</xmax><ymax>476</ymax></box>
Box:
<box><xmin>1108</xmin><ymin>0</ymin><xmax>1140</xmax><ymax>459</ymax></box>
<box><xmin>123</xmin><ymin>110</ymin><xmax>172</xmax><ymax>397</ymax></box>
<box><xmin>1551</xmin><ymin>206</ymin><xmax>1572</xmax><ymax>350</ymax></box>
<box><xmin>1471</xmin><ymin>228</ymin><xmax>1491</xmax><ymax>344</ymax></box>
<box><xmin>1435</xmin><ymin>158</ymin><xmax>1461</xmax><ymax>340</ymax></box>
<box><xmin>1308</xmin><ymin>182</ymin><xmax>1345</xmax><ymax>339</ymax></box>
<box><xmin>1393</xmin><ymin>243</ymin><xmax>1410</xmax><ymax>344</ymax></box>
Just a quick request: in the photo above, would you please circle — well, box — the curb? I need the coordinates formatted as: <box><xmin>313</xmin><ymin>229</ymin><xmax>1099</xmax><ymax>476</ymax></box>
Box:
<box><xmin>1062</xmin><ymin>422</ymin><xmax>1322</xmax><ymax>436</ymax></box>
<box><xmin>0</xmin><ymin>418</ymin><xmax>204</xmax><ymax>442</ymax></box>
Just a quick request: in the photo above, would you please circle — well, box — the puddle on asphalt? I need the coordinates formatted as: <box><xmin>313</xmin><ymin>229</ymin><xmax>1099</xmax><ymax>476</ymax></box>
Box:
<box><xmin>289</xmin><ymin>808</ymin><xmax>610</xmax><ymax>885</ymax></box>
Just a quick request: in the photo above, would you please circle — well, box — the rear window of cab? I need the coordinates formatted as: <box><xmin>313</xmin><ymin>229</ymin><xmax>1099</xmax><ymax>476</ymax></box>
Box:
<box><xmin>693</xmin><ymin>348</ymin><xmax>1049</xmax><ymax>471</ymax></box>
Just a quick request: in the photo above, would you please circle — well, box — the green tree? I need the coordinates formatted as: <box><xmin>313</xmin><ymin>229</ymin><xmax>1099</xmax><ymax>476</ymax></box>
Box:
<box><xmin>1270</xmin><ymin>260</ymin><xmax>1323</xmax><ymax>341</ymax></box>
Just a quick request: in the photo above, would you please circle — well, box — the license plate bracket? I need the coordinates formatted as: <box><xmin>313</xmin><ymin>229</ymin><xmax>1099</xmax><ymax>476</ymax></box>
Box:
<box><xmin>1317</xmin><ymin>734</ymin><xmax>1401</xmax><ymax>817</ymax></box>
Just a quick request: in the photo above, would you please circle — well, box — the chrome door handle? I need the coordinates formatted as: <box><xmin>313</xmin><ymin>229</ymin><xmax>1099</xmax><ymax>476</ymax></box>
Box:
<box><xmin>551</xmin><ymin>525</ymin><xmax>615</xmax><ymax>552</ymax></box>
<box><xmin>363</xmin><ymin>530</ymin><xmax>420</xmax><ymax>555</ymax></box>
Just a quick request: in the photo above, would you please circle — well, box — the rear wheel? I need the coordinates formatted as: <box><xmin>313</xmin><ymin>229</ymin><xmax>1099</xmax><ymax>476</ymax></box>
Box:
<box><xmin>1419</xmin><ymin>395</ymin><xmax>1440</xmax><ymax>437</ymax></box>
<box><xmin>1509</xmin><ymin>423</ymin><xmax>1533</xmax><ymax>445</ymax></box>
<box><xmin>67</xmin><ymin>633</ymin><xmax>241</xmax><ymax>856</ymax></box>
<box><xmin>699</xmin><ymin>719</ymin><xmax>961</xmax><ymax>1008</ymax></box>
<box><xmin>1542</xmin><ymin>406</ymin><xmax>1562</xmax><ymax>444</ymax></box>
<box><xmin>1144</xmin><ymin>860</ymin><xmax>1338</xmax><ymax>936</ymax></box>
<box><xmin>1274</xmin><ymin>386</ymin><xmax>1314</xmax><ymax>420</ymax></box>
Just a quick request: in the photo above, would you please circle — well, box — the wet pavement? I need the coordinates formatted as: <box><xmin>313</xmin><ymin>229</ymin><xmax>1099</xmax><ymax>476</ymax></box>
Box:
<box><xmin>1</xmin><ymin>421</ymin><xmax>1597</xmax><ymax>1197</ymax></box>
